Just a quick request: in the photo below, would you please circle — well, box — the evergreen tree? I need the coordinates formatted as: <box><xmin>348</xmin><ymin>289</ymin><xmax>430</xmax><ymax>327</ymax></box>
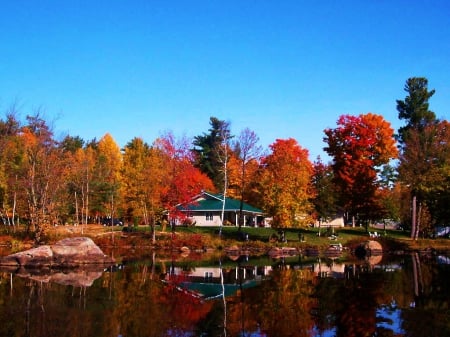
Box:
<box><xmin>397</xmin><ymin>77</ymin><xmax>436</xmax><ymax>145</ymax></box>
<box><xmin>192</xmin><ymin>117</ymin><xmax>232</xmax><ymax>190</ymax></box>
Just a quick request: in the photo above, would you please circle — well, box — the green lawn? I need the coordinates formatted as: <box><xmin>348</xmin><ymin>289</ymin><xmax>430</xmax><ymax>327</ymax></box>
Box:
<box><xmin>170</xmin><ymin>225</ymin><xmax>412</xmax><ymax>247</ymax></box>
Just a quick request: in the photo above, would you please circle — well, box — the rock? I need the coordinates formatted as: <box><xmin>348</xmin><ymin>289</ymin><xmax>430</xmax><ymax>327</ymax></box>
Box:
<box><xmin>51</xmin><ymin>237</ymin><xmax>113</xmax><ymax>266</ymax></box>
<box><xmin>0</xmin><ymin>237</ymin><xmax>114</xmax><ymax>267</ymax></box>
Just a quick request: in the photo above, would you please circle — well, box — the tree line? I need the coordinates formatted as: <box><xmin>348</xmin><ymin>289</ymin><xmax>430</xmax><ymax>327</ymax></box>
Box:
<box><xmin>0</xmin><ymin>77</ymin><xmax>448</xmax><ymax>242</ymax></box>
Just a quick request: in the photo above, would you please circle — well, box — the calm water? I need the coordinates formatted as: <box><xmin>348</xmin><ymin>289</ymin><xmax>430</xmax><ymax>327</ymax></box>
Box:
<box><xmin>1</xmin><ymin>251</ymin><xmax>449</xmax><ymax>337</ymax></box>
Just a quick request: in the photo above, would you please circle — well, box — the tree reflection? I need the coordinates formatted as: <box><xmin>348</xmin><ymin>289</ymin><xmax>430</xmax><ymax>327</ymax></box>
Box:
<box><xmin>224</xmin><ymin>267</ymin><xmax>316</xmax><ymax>336</ymax></box>
<box><xmin>401</xmin><ymin>253</ymin><xmax>450</xmax><ymax>336</ymax></box>
<box><xmin>1</xmin><ymin>254</ymin><xmax>450</xmax><ymax>336</ymax></box>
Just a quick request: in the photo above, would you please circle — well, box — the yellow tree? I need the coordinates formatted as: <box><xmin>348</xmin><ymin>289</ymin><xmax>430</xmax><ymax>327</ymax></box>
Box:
<box><xmin>259</xmin><ymin>138</ymin><xmax>315</xmax><ymax>228</ymax></box>
<box><xmin>92</xmin><ymin>133</ymin><xmax>123</xmax><ymax>224</ymax></box>
<box><xmin>67</xmin><ymin>145</ymin><xmax>96</xmax><ymax>227</ymax></box>
<box><xmin>121</xmin><ymin>137</ymin><xmax>165</xmax><ymax>238</ymax></box>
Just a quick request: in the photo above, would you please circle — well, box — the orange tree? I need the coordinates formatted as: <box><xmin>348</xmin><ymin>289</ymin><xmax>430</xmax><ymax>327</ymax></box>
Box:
<box><xmin>258</xmin><ymin>138</ymin><xmax>315</xmax><ymax>228</ymax></box>
<box><xmin>323</xmin><ymin>113</ymin><xmax>398</xmax><ymax>226</ymax></box>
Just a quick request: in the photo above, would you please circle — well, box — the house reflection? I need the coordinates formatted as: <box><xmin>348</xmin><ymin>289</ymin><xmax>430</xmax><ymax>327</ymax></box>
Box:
<box><xmin>165</xmin><ymin>263</ymin><xmax>272</xmax><ymax>300</ymax></box>
<box><xmin>163</xmin><ymin>256</ymin><xmax>407</xmax><ymax>301</ymax></box>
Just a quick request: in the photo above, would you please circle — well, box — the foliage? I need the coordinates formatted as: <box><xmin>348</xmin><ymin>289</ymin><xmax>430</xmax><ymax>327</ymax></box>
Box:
<box><xmin>399</xmin><ymin>121</ymin><xmax>450</xmax><ymax>227</ymax></box>
<box><xmin>91</xmin><ymin>133</ymin><xmax>123</xmax><ymax>219</ymax></box>
<box><xmin>397</xmin><ymin>77</ymin><xmax>436</xmax><ymax>145</ymax></box>
<box><xmin>192</xmin><ymin>117</ymin><xmax>232</xmax><ymax>190</ymax></box>
<box><xmin>312</xmin><ymin>157</ymin><xmax>338</xmax><ymax>221</ymax></box>
<box><xmin>229</xmin><ymin>127</ymin><xmax>263</xmax><ymax>229</ymax></box>
<box><xmin>155</xmin><ymin>132</ymin><xmax>215</xmax><ymax>212</ymax></box>
<box><xmin>323</xmin><ymin>113</ymin><xmax>398</xmax><ymax>222</ymax></box>
<box><xmin>259</xmin><ymin>138</ymin><xmax>315</xmax><ymax>228</ymax></box>
<box><xmin>20</xmin><ymin>113</ymin><xmax>64</xmax><ymax>242</ymax></box>
<box><xmin>396</xmin><ymin>77</ymin><xmax>449</xmax><ymax>238</ymax></box>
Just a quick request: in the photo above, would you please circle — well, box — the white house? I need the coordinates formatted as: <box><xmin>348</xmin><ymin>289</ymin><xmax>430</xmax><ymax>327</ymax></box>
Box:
<box><xmin>172</xmin><ymin>191</ymin><xmax>266</xmax><ymax>227</ymax></box>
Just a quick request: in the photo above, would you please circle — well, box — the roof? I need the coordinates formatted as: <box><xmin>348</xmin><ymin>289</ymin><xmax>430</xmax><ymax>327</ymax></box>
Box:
<box><xmin>176</xmin><ymin>191</ymin><xmax>263</xmax><ymax>214</ymax></box>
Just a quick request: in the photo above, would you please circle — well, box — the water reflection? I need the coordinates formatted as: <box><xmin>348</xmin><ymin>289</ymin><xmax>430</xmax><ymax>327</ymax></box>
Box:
<box><xmin>0</xmin><ymin>253</ymin><xmax>450</xmax><ymax>336</ymax></box>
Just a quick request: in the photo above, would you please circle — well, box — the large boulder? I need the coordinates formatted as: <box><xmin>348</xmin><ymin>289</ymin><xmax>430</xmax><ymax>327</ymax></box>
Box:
<box><xmin>0</xmin><ymin>237</ymin><xmax>114</xmax><ymax>267</ymax></box>
<box><xmin>51</xmin><ymin>237</ymin><xmax>113</xmax><ymax>266</ymax></box>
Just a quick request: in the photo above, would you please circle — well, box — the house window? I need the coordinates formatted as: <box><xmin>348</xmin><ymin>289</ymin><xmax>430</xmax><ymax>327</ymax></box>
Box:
<box><xmin>205</xmin><ymin>212</ymin><xmax>213</xmax><ymax>221</ymax></box>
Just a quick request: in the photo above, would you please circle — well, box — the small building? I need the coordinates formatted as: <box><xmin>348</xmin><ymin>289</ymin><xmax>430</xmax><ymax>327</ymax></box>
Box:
<box><xmin>314</xmin><ymin>215</ymin><xmax>345</xmax><ymax>228</ymax></box>
<box><xmin>172</xmin><ymin>191</ymin><xmax>266</xmax><ymax>227</ymax></box>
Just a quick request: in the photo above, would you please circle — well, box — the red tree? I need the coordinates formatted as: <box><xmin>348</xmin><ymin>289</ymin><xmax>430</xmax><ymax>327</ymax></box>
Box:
<box><xmin>324</xmin><ymin>113</ymin><xmax>398</xmax><ymax>223</ymax></box>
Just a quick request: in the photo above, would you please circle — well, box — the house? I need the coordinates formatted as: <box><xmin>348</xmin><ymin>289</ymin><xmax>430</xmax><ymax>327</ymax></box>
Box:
<box><xmin>164</xmin><ymin>265</ymin><xmax>271</xmax><ymax>300</ymax></box>
<box><xmin>172</xmin><ymin>191</ymin><xmax>266</xmax><ymax>227</ymax></box>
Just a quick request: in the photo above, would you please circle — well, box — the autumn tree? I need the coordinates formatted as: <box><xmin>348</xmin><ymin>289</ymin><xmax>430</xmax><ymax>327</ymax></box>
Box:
<box><xmin>67</xmin><ymin>145</ymin><xmax>96</xmax><ymax>228</ymax></box>
<box><xmin>259</xmin><ymin>138</ymin><xmax>315</xmax><ymax>228</ymax></box>
<box><xmin>0</xmin><ymin>109</ymin><xmax>22</xmax><ymax>228</ymax></box>
<box><xmin>121</xmin><ymin>137</ymin><xmax>151</xmax><ymax>225</ymax></box>
<box><xmin>19</xmin><ymin>113</ymin><xmax>65</xmax><ymax>242</ymax></box>
<box><xmin>229</xmin><ymin>128</ymin><xmax>263</xmax><ymax>230</ymax></box>
<box><xmin>156</xmin><ymin>132</ymin><xmax>215</xmax><ymax>230</ymax></box>
<box><xmin>323</xmin><ymin>113</ymin><xmax>398</xmax><ymax>226</ymax></box>
<box><xmin>91</xmin><ymin>133</ymin><xmax>123</xmax><ymax>224</ymax></box>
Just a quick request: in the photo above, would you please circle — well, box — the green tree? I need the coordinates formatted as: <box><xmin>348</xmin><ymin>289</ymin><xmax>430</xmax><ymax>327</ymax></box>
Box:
<box><xmin>312</xmin><ymin>157</ymin><xmax>338</xmax><ymax>223</ymax></box>
<box><xmin>398</xmin><ymin>121</ymin><xmax>450</xmax><ymax>236</ymax></box>
<box><xmin>192</xmin><ymin>117</ymin><xmax>232</xmax><ymax>191</ymax></box>
<box><xmin>396</xmin><ymin>77</ymin><xmax>441</xmax><ymax>239</ymax></box>
<box><xmin>397</xmin><ymin>77</ymin><xmax>436</xmax><ymax>144</ymax></box>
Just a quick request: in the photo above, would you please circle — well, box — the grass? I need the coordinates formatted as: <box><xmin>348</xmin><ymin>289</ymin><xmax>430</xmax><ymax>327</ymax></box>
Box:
<box><xmin>174</xmin><ymin>225</ymin><xmax>404</xmax><ymax>244</ymax></box>
<box><xmin>170</xmin><ymin>225</ymin><xmax>450</xmax><ymax>252</ymax></box>
<box><xmin>1</xmin><ymin>223</ymin><xmax>449</xmax><ymax>254</ymax></box>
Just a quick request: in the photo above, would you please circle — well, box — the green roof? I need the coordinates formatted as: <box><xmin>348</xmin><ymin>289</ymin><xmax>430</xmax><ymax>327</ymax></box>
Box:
<box><xmin>177</xmin><ymin>192</ymin><xmax>263</xmax><ymax>214</ymax></box>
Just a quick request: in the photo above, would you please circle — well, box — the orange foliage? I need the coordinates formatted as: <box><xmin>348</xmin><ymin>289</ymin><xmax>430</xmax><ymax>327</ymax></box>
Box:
<box><xmin>260</xmin><ymin>138</ymin><xmax>315</xmax><ymax>227</ymax></box>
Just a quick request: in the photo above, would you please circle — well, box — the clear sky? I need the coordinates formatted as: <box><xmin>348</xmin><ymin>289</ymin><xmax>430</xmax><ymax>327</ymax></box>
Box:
<box><xmin>1</xmin><ymin>0</ymin><xmax>449</xmax><ymax>161</ymax></box>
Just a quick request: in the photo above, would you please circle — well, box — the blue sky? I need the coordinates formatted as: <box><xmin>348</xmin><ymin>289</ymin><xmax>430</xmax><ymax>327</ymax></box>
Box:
<box><xmin>1</xmin><ymin>1</ymin><xmax>449</xmax><ymax>160</ymax></box>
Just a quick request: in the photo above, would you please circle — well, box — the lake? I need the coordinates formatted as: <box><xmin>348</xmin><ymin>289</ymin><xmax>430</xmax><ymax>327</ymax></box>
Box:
<box><xmin>0</xmin><ymin>250</ymin><xmax>449</xmax><ymax>337</ymax></box>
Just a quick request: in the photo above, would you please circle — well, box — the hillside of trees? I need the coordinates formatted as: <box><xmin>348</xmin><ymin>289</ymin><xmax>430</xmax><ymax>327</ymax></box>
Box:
<box><xmin>0</xmin><ymin>77</ymin><xmax>448</xmax><ymax>243</ymax></box>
